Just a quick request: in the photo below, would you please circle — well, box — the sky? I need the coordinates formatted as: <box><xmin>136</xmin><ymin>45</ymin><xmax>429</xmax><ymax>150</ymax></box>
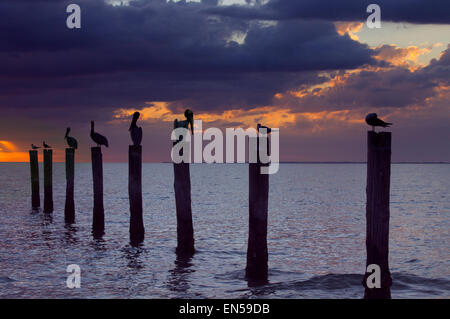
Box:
<box><xmin>0</xmin><ymin>0</ymin><xmax>449</xmax><ymax>162</ymax></box>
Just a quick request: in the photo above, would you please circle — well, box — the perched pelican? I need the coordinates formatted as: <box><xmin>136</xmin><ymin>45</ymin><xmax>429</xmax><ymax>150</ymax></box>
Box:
<box><xmin>129</xmin><ymin>112</ymin><xmax>143</xmax><ymax>146</ymax></box>
<box><xmin>173</xmin><ymin>109</ymin><xmax>194</xmax><ymax>145</ymax></box>
<box><xmin>31</xmin><ymin>144</ymin><xmax>40</xmax><ymax>150</ymax></box>
<box><xmin>90</xmin><ymin>121</ymin><xmax>109</xmax><ymax>147</ymax></box>
<box><xmin>65</xmin><ymin>127</ymin><xmax>78</xmax><ymax>149</ymax></box>
<box><xmin>365</xmin><ymin>113</ymin><xmax>392</xmax><ymax>131</ymax></box>
<box><xmin>257</xmin><ymin>123</ymin><xmax>272</xmax><ymax>134</ymax></box>
<box><xmin>184</xmin><ymin>109</ymin><xmax>194</xmax><ymax>135</ymax></box>
<box><xmin>43</xmin><ymin>141</ymin><xmax>52</xmax><ymax>149</ymax></box>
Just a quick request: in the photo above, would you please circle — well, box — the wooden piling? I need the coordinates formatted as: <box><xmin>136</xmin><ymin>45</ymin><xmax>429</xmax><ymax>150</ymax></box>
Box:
<box><xmin>43</xmin><ymin>149</ymin><xmax>53</xmax><ymax>213</ymax></box>
<box><xmin>173</xmin><ymin>162</ymin><xmax>195</xmax><ymax>256</ymax></box>
<box><xmin>29</xmin><ymin>150</ymin><xmax>40</xmax><ymax>209</ymax></box>
<box><xmin>246</xmin><ymin>134</ymin><xmax>269</xmax><ymax>283</ymax></box>
<box><xmin>129</xmin><ymin>145</ymin><xmax>144</xmax><ymax>244</ymax></box>
<box><xmin>65</xmin><ymin>148</ymin><xmax>75</xmax><ymax>223</ymax></box>
<box><xmin>91</xmin><ymin>147</ymin><xmax>104</xmax><ymax>237</ymax></box>
<box><xmin>363</xmin><ymin>131</ymin><xmax>392</xmax><ymax>299</ymax></box>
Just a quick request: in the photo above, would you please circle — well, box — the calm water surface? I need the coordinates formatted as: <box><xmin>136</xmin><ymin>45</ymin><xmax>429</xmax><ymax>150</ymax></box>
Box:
<box><xmin>0</xmin><ymin>163</ymin><xmax>448</xmax><ymax>298</ymax></box>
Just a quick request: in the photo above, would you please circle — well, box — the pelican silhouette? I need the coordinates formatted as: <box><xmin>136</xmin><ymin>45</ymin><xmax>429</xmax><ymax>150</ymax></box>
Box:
<box><xmin>65</xmin><ymin>127</ymin><xmax>78</xmax><ymax>149</ymax></box>
<box><xmin>173</xmin><ymin>109</ymin><xmax>194</xmax><ymax>145</ymax></box>
<box><xmin>31</xmin><ymin>144</ymin><xmax>40</xmax><ymax>150</ymax></box>
<box><xmin>43</xmin><ymin>141</ymin><xmax>52</xmax><ymax>149</ymax></box>
<box><xmin>257</xmin><ymin>123</ymin><xmax>272</xmax><ymax>134</ymax></box>
<box><xmin>365</xmin><ymin>113</ymin><xmax>392</xmax><ymax>131</ymax></box>
<box><xmin>184</xmin><ymin>109</ymin><xmax>194</xmax><ymax>135</ymax></box>
<box><xmin>129</xmin><ymin>112</ymin><xmax>143</xmax><ymax>146</ymax></box>
<box><xmin>90</xmin><ymin>121</ymin><xmax>109</xmax><ymax>147</ymax></box>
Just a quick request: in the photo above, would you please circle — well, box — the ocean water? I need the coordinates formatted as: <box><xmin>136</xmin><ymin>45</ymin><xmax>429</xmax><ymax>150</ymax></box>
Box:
<box><xmin>0</xmin><ymin>163</ymin><xmax>448</xmax><ymax>299</ymax></box>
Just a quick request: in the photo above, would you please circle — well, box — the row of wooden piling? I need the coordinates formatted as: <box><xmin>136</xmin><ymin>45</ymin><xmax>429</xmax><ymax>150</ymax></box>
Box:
<box><xmin>29</xmin><ymin>149</ymin><xmax>54</xmax><ymax>212</ymax></box>
<box><xmin>28</xmin><ymin>131</ymin><xmax>392</xmax><ymax>298</ymax></box>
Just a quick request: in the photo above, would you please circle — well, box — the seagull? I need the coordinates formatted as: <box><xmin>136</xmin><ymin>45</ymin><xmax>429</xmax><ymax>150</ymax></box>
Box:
<box><xmin>257</xmin><ymin>123</ymin><xmax>272</xmax><ymax>134</ymax></box>
<box><xmin>90</xmin><ymin>121</ymin><xmax>109</xmax><ymax>147</ymax></box>
<box><xmin>129</xmin><ymin>112</ymin><xmax>143</xmax><ymax>146</ymax></box>
<box><xmin>31</xmin><ymin>144</ymin><xmax>40</xmax><ymax>150</ymax></box>
<box><xmin>365</xmin><ymin>113</ymin><xmax>392</xmax><ymax>131</ymax></box>
<box><xmin>65</xmin><ymin>127</ymin><xmax>78</xmax><ymax>149</ymax></box>
<box><xmin>43</xmin><ymin>141</ymin><xmax>52</xmax><ymax>149</ymax></box>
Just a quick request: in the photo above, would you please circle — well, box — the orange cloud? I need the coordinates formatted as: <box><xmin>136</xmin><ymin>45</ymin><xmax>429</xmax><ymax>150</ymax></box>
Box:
<box><xmin>374</xmin><ymin>45</ymin><xmax>431</xmax><ymax>70</ymax></box>
<box><xmin>0</xmin><ymin>140</ymin><xmax>29</xmax><ymax>162</ymax></box>
<box><xmin>114</xmin><ymin>102</ymin><xmax>296</xmax><ymax>129</ymax></box>
<box><xmin>294</xmin><ymin>110</ymin><xmax>365</xmax><ymax>133</ymax></box>
<box><xmin>335</xmin><ymin>22</ymin><xmax>364</xmax><ymax>41</ymax></box>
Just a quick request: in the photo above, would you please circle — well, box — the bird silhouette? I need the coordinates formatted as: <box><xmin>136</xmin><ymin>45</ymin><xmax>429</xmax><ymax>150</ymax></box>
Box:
<box><xmin>129</xmin><ymin>112</ymin><xmax>143</xmax><ymax>146</ymax></box>
<box><xmin>65</xmin><ymin>127</ymin><xmax>78</xmax><ymax>149</ymax></box>
<box><xmin>173</xmin><ymin>109</ymin><xmax>194</xmax><ymax>145</ymax></box>
<box><xmin>184</xmin><ymin>109</ymin><xmax>194</xmax><ymax>135</ymax></box>
<box><xmin>365</xmin><ymin>113</ymin><xmax>392</xmax><ymax>131</ymax></box>
<box><xmin>90</xmin><ymin>121</ymin><xmax>109</xmax><ymax>147</ymax></box>
<box><xmin>257</xmin><ymin>123</ymin><xmax>272</xmax><ymax>134</ymax></box>
<box><xmin>31</xmin><ymin>144</ymin><xmax>40</xmax><ymax>150</ymax></box>
<box><xmin>43</xmin><ymin>141</ymin><xmax>52</xmax><ymax>149</ymax></box>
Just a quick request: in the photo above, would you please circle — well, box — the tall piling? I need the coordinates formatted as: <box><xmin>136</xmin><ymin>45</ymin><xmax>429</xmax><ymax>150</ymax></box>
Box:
<box><xmin>173</xmin><ymin>162</ymin><xmax>195</xmax><ymax>256</ymax></box>
<box><xmin>363</xmin><ymin>131</ymin><xmax>392</xmax><ymax>299</ymax></box>
<box><xmin>43</xmin><ymin>149</ymin><xmax>53</xmax><ymax>213</ymax></box>
<box><xmin>129</xmin><ymin>145</ymin><xmax>144</xmax><ymax>244</ymax></box>
<box><xmin>91</xmin><ymin>147</ymin><xmax>104</xmax><ymax>237</ymax></box>
<box><xmin>29</xmin><ymin>150</ymin><xmax>40</xmax><ymax>209</ymax></box>
<box><xmin>65</xmin><ymin>148</ymin><xmax>75</xmax><ymax>223</ymax></box>
<box><xmin>246</xmin><ymin>132</ymin><xmax>269</xmax><ymax>284</ymax></box>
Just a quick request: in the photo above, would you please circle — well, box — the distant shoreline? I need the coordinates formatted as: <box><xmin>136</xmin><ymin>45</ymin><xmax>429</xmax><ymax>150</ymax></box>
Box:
<box><xmin>1</xmin><ymin>161</ymin><xmax>449</xmax><ymax>164</ymax></box>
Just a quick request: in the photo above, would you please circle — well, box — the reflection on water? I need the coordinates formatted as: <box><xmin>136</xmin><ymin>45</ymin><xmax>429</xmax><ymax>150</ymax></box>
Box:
<box><xmin>64</xmin><ymin>224</ymin><xmax>78</xmax><ymax>246</ymax></box>
<box><xmin>167</xmin><ymin>254</ymin><xmax>195</xmax><ymax>294</ymax></box>
<box><xmin>42</xmin><ymin>212</ymin><xmax>53</xmax><ymax>226</ymax></box>
<box><xmin>122</xmin><ymin>244</ymin><xmax>145</xmax><ymax>270</ymax></box>
<box><xmin>90</xmin><ymin>238</ymin><xmax>107</xmax><ymax>252</ymax></box>
<box><xmin>0</xmin><ymin>163</ymin><xmax>448</xmax><ymax>298</ymax></box>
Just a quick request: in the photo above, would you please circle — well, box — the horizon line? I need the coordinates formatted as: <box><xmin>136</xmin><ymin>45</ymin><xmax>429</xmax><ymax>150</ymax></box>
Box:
<box><xmin>0</xmin><ymin>161</ymin><xmax>449</xmax><ymax>164</ymax></box>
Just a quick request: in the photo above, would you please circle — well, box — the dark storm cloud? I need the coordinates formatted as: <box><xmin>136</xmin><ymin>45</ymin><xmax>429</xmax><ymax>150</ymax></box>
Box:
<box><xmin>0</xmin><ymin>1</ymin><xmax>373</xmax><ymax>75</ymax></box>
<box><xmin>205</xmin><ymin>0</ymin><xmax>450</xmax><ymax>24</ymax></box>
<box><xmin>0</xmin><ymin>0</ymin><xmax>374</xmax><ymax>115</ymax></box>
<box><xmin>283</xmin><ymin>45</ymin><xmax>450</xmax><ymax>112</ymax></box>
<box><xmin>421</xmin><ymin>45</ymin><xmax>450</xmax><ymax>84</ymax></box>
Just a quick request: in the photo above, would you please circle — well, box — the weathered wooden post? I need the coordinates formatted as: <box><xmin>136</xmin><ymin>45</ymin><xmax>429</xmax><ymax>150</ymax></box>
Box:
<box><xmin>65</xmin><ymin>148</ymin><xmax>75</xmax><ymax>223</ymax></box>
<box><xmin>91</xmin><ymin>147</ymin><xmax>104</xmax><ymax>237</ymax></box>
<box><xmin>43</xmin><ymin>149</ymin><xmax>53</xmax><ymax>213</ymax></box>
<box><xmin>363</xmin><ymin>131</ymin><xmax>392</xmax><ymax>299</ymax></box>
<box><xmin>129</xmin><ymin>145</ymin><xmax>144</xmax><ymax>244</ymax></box>
<box><xmin>246</xmin><ymin>128</ymin><xmax>269</xmax><ymax>284</ymax></box>
<box><xmin>29</xmin><ymin>150</ymin><xmax>40</xmax><ymax>209</ymax></box>
<box><xmin>172</xmin><ymin>111</ymin><xmax>195</xmax><ymax>256</ymax></box>
<box><xmin>173</xmin><ymin>162</ymin><xmax>195</xmax><ymax>255</ymax></box>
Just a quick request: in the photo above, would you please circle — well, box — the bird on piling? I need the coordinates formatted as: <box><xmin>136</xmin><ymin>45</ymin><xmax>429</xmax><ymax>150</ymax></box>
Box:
<box><xmin>173</xmin><ymin>109</ymin><xmax>194</xmax><ymax>144</ymax></box>
<box><xmin>90</xmin><ymin>121</ymin><xmax>109</xmax><ymax>147</ymax></box>
<box><xmin>257</xmin><ymin>123</ymin><xmax>272</xmax><ymax>134</ymax></box>
<box><xmin>31</xmin><ymin>144</ymin><xmax>40</xmax><ymax>150</ymax></box>
<box><xmin>365</xmin><ymin>113</ymin><xmax>392</xmax><ymax>132</ymax></box>
<box><xmin>64</xmin><ymin>127</ymin><xmax>78</xmax><ymax>149</ymax></box>
<box><xmin>129</xmin><ymin>112</ymin><xmax>143</xmax><ymax>146</ymax></box>
<box><xmin>184</xmin><ymin>109</ymin><xmax>194</xmax><ymax>135</ymax></box>
<box><xmin>43</xmin><ymin>141</ymin><xmax>52</xmax><ymax>149</ymax></box>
